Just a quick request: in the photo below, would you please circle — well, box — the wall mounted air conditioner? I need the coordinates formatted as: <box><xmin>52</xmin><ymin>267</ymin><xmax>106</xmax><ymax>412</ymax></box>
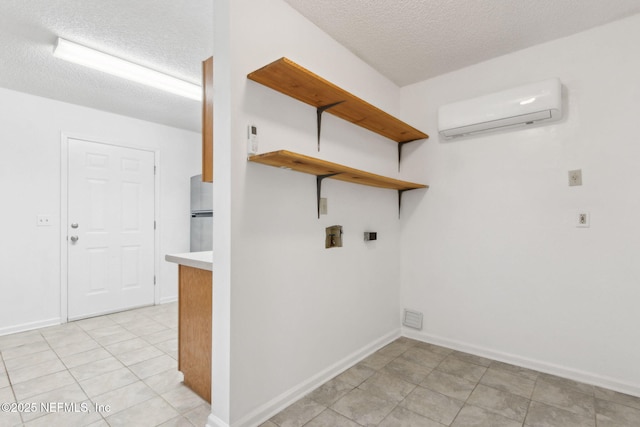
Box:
<box><xmin>438</xmin><ymin>78</ymin><xmax>562</xmax><ymax>139</ymax></box>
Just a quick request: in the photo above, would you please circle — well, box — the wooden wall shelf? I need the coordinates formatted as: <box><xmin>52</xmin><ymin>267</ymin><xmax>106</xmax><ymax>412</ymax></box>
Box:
<box><xmin>247</xmin><ymin>57</ymin><xmax>429</xmax><ymax>161</ymax></box>
<box><xmin>249</xmin><ymin>150</ymin><xmax>427</xmax><ymax>217</ymax></box>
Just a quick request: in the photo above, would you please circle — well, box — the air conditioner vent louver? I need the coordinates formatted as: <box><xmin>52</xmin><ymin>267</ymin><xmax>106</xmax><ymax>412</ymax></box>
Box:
<box><xmin>403</xmin><ymin>309</ymin><xmax>423</xmax><ymax>330</ymax></box>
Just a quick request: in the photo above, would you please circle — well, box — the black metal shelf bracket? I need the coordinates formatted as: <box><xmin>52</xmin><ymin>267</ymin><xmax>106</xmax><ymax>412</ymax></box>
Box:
<box><xmin>398</xmin><ymin>189</ymin><xmax>414</xmax><ymax>218</ymax></box>
<box><xmin>316</xmin><ymin>101</ymin><xmax>345</xmax><ymax>151</ymax></box>
<box><xmin>398</xmin><ymin>142</ymin><xmax>411</xmax><ymax>172</ymax></box>
<box><xmin>316</xmin><ymin>173</ymin><xmax>340</xmax><ymax>218</ymax></box>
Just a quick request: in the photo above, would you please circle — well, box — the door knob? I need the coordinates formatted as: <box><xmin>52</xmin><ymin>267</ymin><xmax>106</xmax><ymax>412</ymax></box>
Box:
<box><xmin>70</xmin><ymin>236</ymin><xmax>79</xmax><ymax>242</ymax></box>
<box><xmin>71</xmin><ymin>223</ymin><xmax>79</xmax><ymax>229</ymax></box>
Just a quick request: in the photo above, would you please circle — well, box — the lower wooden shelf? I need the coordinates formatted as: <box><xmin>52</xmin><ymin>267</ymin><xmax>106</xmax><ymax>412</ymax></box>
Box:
<box><xmin>248</xmin><ymin>150</ymin><xmax>428</xmax><ymax>217</ymax></box>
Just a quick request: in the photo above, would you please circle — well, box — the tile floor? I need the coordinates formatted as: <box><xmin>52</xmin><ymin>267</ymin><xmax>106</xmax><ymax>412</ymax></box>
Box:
<box><xmin>0</xmin><ymin>303</ymin><xmax>210</xmax><ymax>427</ymax></box>
<box><xmin>263</xmin><ymin>337</ymin><xmax>640</xmax><ymax>427</ymax></box>
<box><xmin>3</xmin><ymin>311</ymin><xmax>640</xmax><ymax>427</ymax></box>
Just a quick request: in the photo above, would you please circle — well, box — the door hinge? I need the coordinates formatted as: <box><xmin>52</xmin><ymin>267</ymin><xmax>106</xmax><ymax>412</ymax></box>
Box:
<box><xmin>154</xmin><ymin>276</ymin><xmax>156</xmax><ymax>285</ymax></box>
<box><xmin>154</xmin><ymin>220</ymin><xmax>156</xmax><ymax>230</ymax></box>
<box><xmin>154</xmin><ymin>165</ymin><xmax>156</xmax><ymax>175</ymax></box>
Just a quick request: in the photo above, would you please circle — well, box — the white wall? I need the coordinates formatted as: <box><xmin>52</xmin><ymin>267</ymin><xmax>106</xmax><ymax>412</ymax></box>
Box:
<box><xmin>210</xmin><ymin>0</ymin><xmax>425</xmax><ymax>424</ymax></box>
<box><xmin>399</xmin><ymin>14</ymin><xmax>640</xmax><ymax>396</ymax></box>
<box><xmin>0</xmin><ymin>87</ymin><xmax>200</xmax><ymax>334</ymax></box>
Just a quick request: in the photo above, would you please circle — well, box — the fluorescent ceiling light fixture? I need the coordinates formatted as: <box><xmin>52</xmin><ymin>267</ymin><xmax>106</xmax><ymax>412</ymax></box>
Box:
<box><xmin>53</xmin><ymin>37</ymin><xmax>201</xmax><ymax>101</ymax></box>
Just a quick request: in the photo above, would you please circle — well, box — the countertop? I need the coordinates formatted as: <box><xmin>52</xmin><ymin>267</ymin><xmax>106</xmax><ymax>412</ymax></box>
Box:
<box><xmin>165</xmin><ymin>251</ymin><xmax>212</xmax><ymax>271</ymax></box>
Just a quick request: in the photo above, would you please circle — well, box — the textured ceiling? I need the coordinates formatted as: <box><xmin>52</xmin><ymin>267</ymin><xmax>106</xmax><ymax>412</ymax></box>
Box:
<box><xmin>284</xmin><ymin>0</ymin><xmax>640</xmax><ymax>86</ymax></box>
<box><xmin>2</xmin><ymin>1</ymin><xmax>640</xmax><ymax>131</ymax></box>
<box><xmin>0</xmin><ymin>0</ymin><xmax>213</xmax><ymax>132</ymax></box>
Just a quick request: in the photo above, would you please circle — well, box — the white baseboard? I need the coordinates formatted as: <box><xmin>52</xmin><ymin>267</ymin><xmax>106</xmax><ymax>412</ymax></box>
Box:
<box><xmin>403</xmin><ymin>328</ymin><xmax>640</xmax><ymax>398</ymax></box>
<box><xmin>159</xmin><ymin>296</ymin><xmax>177</xmax><ymax>304</ymax></box>
<box><xmin>225</xmin><ymin>329</ymin><xmax>401</xmax><ymax>427</ymax></box>
<box><xmin>206</xmin><ymin>413</ymin><xmax>230</xmax><ymax>427</ymax></box>
<box><xmin>0</xmin><ymin>318</ymin><xmax>61</xmax><ymax>337</ymax></box>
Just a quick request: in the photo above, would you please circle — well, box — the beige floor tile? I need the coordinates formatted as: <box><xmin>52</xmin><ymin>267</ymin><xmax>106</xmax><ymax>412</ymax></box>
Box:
<box><xmin>305</xmin><ymin>408</ymin><xmax>361</xmax><ymax>427</ymax></box>
<box><xmin>595</xmin><ymin>398</ymin><xmax>640</xmax><ymax>427</ymax></box>
<box><xmin>183</xmin><ymin>402</ymin><xmax>212</xmax><ymax>426</ymax></box>
<box><xmin>270</xmin><ymin>396</ymin><xmax>326</xmax><ymax>427</ymax></box>
<box><xmin>258</xmin><ymin>421</ymin><xmax>278</xmax><ymax>427</ymax></box>
<box><xmin>116</xmin><ymin>346</ymin><xmax>164</xmax><ymax>366</ymax></box>
<box><xmin>0</xmin><ymin>410</ymin><xmax>22</xmax><ymax>427</ymax></box>
<box><xmin>480</xmin><ymin>367</ymin><xmax>536</xmax><ymax>399</ymax></box>
<box><xmin>360</xmin><ymin>352</ymin><xmax>395</xmax><ymax>370</ymax></box>
<box><xmin>0</xmin><ymin>330</ymin><xmax>44</xmax><ymax>351</ymax></box>
<box><xmin>74</xmin><ymin>316</ymin><xmax>118</xmax><ymax>332</ymax></box>
<box><xmin>94</xmin><ymin>331</ymin><xmax>137</xmax><ymax>346</ymax></box>
<box><xmin>377</xmin><ymin>341</ymin><xmax>411</xmax><ymax>358</ymax></box>
<box><xmin>400</xmin><ymin>347</ymin><xmax>447</xmax><ymax>369</ymax></box>
<box><xmin>382</xmin><ymin>357</ymin><xmax>432</xmax><ymax>385</ymax></box>
<box><xmin>358</xmin><ymin>371</ymin><xmax>416</xmax><ymax>403</ymax></box>
<box><xmin>420</xmin><ymin>369</ymin><xmax>477</xmax><ymax>401</ymax></box>
<box><xmin>331</xmin><ymin>388</ymin><xmax>396</xmax><ymax>426</ymax></box>
<box><xmin>158</xmin><ymin>415</ymin><xmax>195</xmax><ymax>427</ymax></box>
<box><xmin>45</xmin><ymin>331</ymin><xmax>93</xmax><ymax>348</ymax></box>
<box><xmin>69</xmin><ymin>357</ymin><xmax>124</xmax><ymax>382</ymax></box>
<box><xmin>7</xmin><ymin>358</ymin><xmax>67</xmax><ymax>384</ymax></box>
<box><xmin>489</xmin><ymin>360</ymin><xmax>539</xmax><ymax>382</ymax></box>
<box><xmin>4</xmin><ymin>349</ymin><xmax>60</xmax><ymax>372</ymax></box>
<box><xmin>400</xmin><ymin>386</ymin><xmax>464</xmax><ymax>425</ymax></box>
<box><xmin>413</xmin><ymin>341</ymin><xmax>454</xmax><ymax>357</ymax></box>
<box><xmin>379</xmin><ymin>406</ymin><xmax>446</xmax><ymax>427</ymax></box>
<box><xmin>155</xmin><ymin>338</ymin><xmax>178</xmax><ymax>355</ymax></box>
<box><xmin>87</xmin><ymin>325</ymin><xmax>128</xmax><ymax>339</ymax></box>
<box><xmin>161</xmin><ymin>384</ymin><xmax>207</xmax><ymax>413</ymax></box>
<box><xmin>19</xmin><ymin>382</ymin><xmax>89</xmax><ymax>422</ymax></box>
<box><xmin>92</xmin><ymin>381</ymin><xmax>156</xmax><ymax>416</ymax></box>
<box><xmin>335</xmin><ymin>363</ymin><xmax>376</xmax><ymax>387</ymax></box>
<box><xmin>60</xmin><ymin>348</ymin><xmax>112</xmax><ymax>369</ymax></box>
<box><xmin>450</xmin><ymin>350</ymin><xmax>493</xmax><ymax>367</ymax></box>
<box><xmin>143</xmin><ymin>368</ymin><xmax>185</xmax><ymax>394</ymax></box>
<box><xmin>141</xmin><ymin>329</ymin><xmax>177</xmax><ymax>345</ymax></box>
<box><xmin>595</xmin><ymin>386</ymin><xmax>640</xmax><ymax>410</ymax></box>
<box><xmin>0</xmin><ymin>385</ymin><xmax>15</xmax><ymax>404</ymax></box>
<box><xmin>50</xmin><ymin>339</ymin><xmax>101</xmax><ymax>358</ymax></box>
<box><xmin>436</xmin><ymin>356</ymin><xmax>487</xmax><ymax>383</ymax></box>
<box><xmin>0</xmin><ymin>373</ymin><xmax>9</xmax><ymax>389</ymax></box>
<box><xmin>104</xmin><ymin>337</ymin><xmax>151</xmax><ymax>355</ymax></box>
<box><xmin>532</xmin><ymin>378</ymin><xmax>595</xmax><ymax>418</ymax></box>
<box><xmin>452</xmin><ymin>404</ymin><xmax>522</xmax><ymax>427</ymax></box>
<box><xmin>467</xmin><ymin>384</ymin><xmax>530</xmax><ymax>422</ymax></box>
<box><xmin>525</xmin><ymin>400</ymin><xmax>595</xmax><ymax>427</ymax></box>
<box><xmin>537</xmin><ymin>372</ymin><xmax>594</xmax><ymax>395</ymax></box>
<box><xmin>12</xmin><ymin>370</ymin><xmax>77</xmax><ymax>401</ymax></box>
<box><xmin>105</xmin><ymin>395</ymin><xmax>179</xmax><ymax>427</ymax></box>
<box><xmin>23</xmin><ymin>399</ymin><xmax>102</xmax><ymax>427</ymax></box>
<box><xmin>307</xmin><ymin>377</ymin><xmax>354</xmax><ymax>406</ymax></box>
<box><xmin>79</xmin><ymin>367</ymin><xmax>139</xmax><ymax>398</ymax></box>
<box><xmin>125</xmin><ymin>323</ymin><xmax>168</xmax><ymax>337</ymax></box>
<box><xmin>0</xmin><ymin>340</ymin><xmax>51</xmax><ymax>361</ymax></box>
<box><xmin>129</xmin><ymin>354</ymin><xmax>176</xmax><ymax>379</ymax></box>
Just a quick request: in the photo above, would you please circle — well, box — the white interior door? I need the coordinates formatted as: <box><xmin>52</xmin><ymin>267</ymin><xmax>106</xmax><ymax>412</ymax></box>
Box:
<box><xmin>67</xmin><ymin>138</ymin><xmax>155</xmax><ymax>320</ymax></box>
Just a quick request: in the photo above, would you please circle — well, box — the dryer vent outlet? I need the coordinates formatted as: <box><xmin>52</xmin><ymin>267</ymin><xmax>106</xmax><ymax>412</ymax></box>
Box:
<box><xmin>403</xmin><ymin>309</ymin><xmax>423</xmax><ymax>330</ymax></box>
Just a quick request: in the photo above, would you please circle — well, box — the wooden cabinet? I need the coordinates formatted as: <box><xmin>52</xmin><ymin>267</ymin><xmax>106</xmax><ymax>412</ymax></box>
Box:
<box><xmin>202</xmin><ymin>57</ymin><xmax>213</xmax><ymax>183</ymax></box>
<box><xmin>178</xmin><ymin>265</ymin><xmax>212</xmax><ymax>402</ymax></box>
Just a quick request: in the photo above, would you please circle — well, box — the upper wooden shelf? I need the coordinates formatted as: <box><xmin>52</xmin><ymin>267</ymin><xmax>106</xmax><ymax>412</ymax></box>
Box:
<box><xmin>248</xmin><ymin>150</ymin><xmax>427</xmax><ymax>191</ymax></box>
<box><xmin>247</xmin><ymin>58</ymin><xmax>429</xmax><ymax>144</ymax></box>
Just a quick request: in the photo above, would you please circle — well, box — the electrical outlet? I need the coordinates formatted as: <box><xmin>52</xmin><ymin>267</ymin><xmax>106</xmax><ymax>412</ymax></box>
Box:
<box><xmin>576</xmin><ymin>212</ymin><xmax>590</xmax><ymax>228</ymax></box>
<box><xmin>568</xmin><ymin>169</ymin><xmax>582</xmax><ymax>186</ymax></box>
<box><xmin>37</xmin><ymin>215</ymin><xmax>52</xmax><ymax>226</ymax></box>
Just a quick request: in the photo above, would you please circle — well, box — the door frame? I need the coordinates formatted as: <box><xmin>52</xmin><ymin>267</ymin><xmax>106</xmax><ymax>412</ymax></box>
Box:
<box><xmin>60</xmin><ymin>132</ymin><xmax>161</xmax><ymax>322</ymax></box>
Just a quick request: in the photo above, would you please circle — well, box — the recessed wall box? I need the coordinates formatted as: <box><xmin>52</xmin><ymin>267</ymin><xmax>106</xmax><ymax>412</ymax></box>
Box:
<box><xmin>438</xmin><ymin>78</ymin><xmax>562</xmax><ymax>139</ymax></box>
<box><xmin>325</xmin><ymin>225</ymin><xmax>343</xmax><ymax>248</ymax></box>
<box><xmin>364</xmin><ymin>232</ymin><xmax>377</xmax><ymax>241</ymax></box>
